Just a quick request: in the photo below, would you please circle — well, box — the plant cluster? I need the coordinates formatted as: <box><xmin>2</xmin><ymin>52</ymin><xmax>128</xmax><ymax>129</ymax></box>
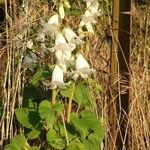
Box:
<box><xmin>4</xmin><ymin>0</ymin><xmax>105</xmax><ymax>149</ymax></box>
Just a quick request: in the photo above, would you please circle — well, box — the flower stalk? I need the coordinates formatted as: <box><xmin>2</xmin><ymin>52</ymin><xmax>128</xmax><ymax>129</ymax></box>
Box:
<box><xmin>51</xmin><ymin>89</ymin><xmax>59</xmax><ymax>105</ymax></box>
<box><xmin>67</xmin><ymin>81</ymin><xmax>76</xmax><ymax>123</ymax></box>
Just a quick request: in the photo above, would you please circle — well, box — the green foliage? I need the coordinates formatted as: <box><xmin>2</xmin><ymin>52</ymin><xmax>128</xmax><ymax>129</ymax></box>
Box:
<box><xmin>27</xmin><ymin>129</ymin><xmax>41</xmax><ymax>140</ymax></box>
<box><xmin>31</xmin><ymin>68</ymin><xmax>52</xmax><ymax>86</ymax></box>
<box><xmin>15</xmin><ymin>108</ymin><xmax>41</xmax><ymax>129</ymax></box>
<box><xmin>4</xmin><ymin>1</ymin><xmax>105</xmax><ymax>148</ymax></box>
<box><xmin>60</xmin><ymin>81</ymin><xmax>94</xmax><ymax>109</ymax></box>
<box><xmin>15</xmin><ymin>108</ymin><xmax>33</xmax><ymax>129</ymax></box>
<box><xmin>65</xmin><ymin>7</ymin><xmax>81</xmax><ymax>16</ymax></box>
<box><xmin>6</xmin><ymin>82</ymin><xmax>104</xmax><ymax>149</ymax></box>
<box><xmin>47</xmin><ymin>129</ymin><xmax>66</xmax><ymax>149</ymax></box>
<box><xmin>71</xmin><ymin>110</ymin><xmax>104</xmax><ymax>141</ymax></box>
<box><xmin>39</xmin><ymin>100</ymin><xmax>64</xmax><ymax>128</ymax></box>
<box><xmin>66</xmin><ymin>142</ymin><xmax>86</xmax><ymax>150</ymax></box>
<box><xmin>70</xmin><ymin>111</ymin><xmax>104</xmax><ymax>150</ymax></box>
<box><xmin>4</xmin><ymin>135</ymin><xmax>26</xmax><ymax>150</ymax></box>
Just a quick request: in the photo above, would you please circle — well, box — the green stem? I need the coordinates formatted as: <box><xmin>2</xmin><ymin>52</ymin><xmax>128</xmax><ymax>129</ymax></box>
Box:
<box><xmin>61</xmin><ymin>113</ymin><xmax>69</xmax><ymax>146</ymax></box>
<box><xmin>67</xmin><ymin>82</ymin><xmax>76</xmax><ymax>123</ymax></box>
<box><xmin>52</xmin><ymin>89</ymin><xmax>59</xmax><ymax>105</ymax></box>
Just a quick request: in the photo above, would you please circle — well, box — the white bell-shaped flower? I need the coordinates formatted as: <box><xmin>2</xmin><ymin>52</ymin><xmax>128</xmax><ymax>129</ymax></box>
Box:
<box><xmin>79</xmin><ymin>0</ymin><xmax>103</xmax><ymax>34</ymax></box>
<box><xmin>50</xmin><ymin>33</ymin><xmax>75</xmax><ymax>64</ymax></box>
<box><xmin>55</xmin><ymin>32</ymin><xmax>67</xmax><ymax>46</ymax></box>
<box><xmin>52</xmin><ymin>32</ymin><xmax>75</xmax><ymax>52</ymax></box>
<box><xmin>63</xmin><ymin>27</ymin><xmax>84</xmax><ymax>45</ymax></box>
<box><xmin>86</xmin><ymin>0</ymin><xmax>103</xmax><ymax>17</ymax></box>
<box><xmin>50</xmin><ymin>65</ymin><xmax>66</xmax><ymax>89</ymax></box>
<box><xmin>79</xmin><ymin>10</ymin><xmax>95</xmax><ymax>34</ymax></box>
<box><xmin>73</xmin><ymin>53</ymin><xmax>95</xmax><ymax>79</ymax></box>
<box><xmin>47</xmin><ymin>14</ymin><xmax>59</xmax><ymax>26</ymax></box>
<box><xmin>37</xmin><ymin>14</ymin><xmax>59</xmax><ymax>39</ymax></box>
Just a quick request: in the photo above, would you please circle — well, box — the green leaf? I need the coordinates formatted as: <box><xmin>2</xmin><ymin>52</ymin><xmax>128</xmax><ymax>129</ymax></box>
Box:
<box><xmin>66</xmin><ymin>142</ymin><xmax>86</xmax><ymax>150</ymax></box>
<box><xmin>15</xmin><ymin>108</ymin><xmax>41</xmax><ymax>129</ymax></box>
<box><xmin>39</xmin><ymin>100</ymin><xmax>55</xmax><ymax>128</ymax></box>
<box><xmin>39</xmin><ymin>100</ymin><xmax>62</xmax><ymax>128</ymax></box>
<box><xmin>65</xmin><ymin>7</ymin><xmax>81</xmax><ymax>16</ymax></box>
<box><xmin>82</xmin><ymin>138</ymin><xmax>100</xmax><ymax>150</ymax></box>
<box><xmin>74</xmin><ymin>82</ymin><xmax>94</xmax><ymax>108</ymax></box>
<box><xmin>30</xmin><ymin>146</ymin><xmax>40</xmax><ymax>150</ymax></box>
<box><xmin>30</xmin><ymin>68</ymin><xmax>51</xmax><ymax>86</ymax></box>
<box><xmin>15</xmin><ymin>108</ymin><xmax>32</xmax><ymax>129</ymax></box>
<box><xmin>71</xmin><ymin>111</ymin><xmax>104</xmax><ymax>141</ymax></box>
<box><xmin>81</xmin><ymin>111</ymin><xmax>104</xmax><ymax>141</ymax></box>
<box><xmin>54</xmin><ymin>123</ymin><xmax>78</xmax><ymax>142</ymax></box>
<box><xmin>28</xmin><ymin>111</ymin><xmax>41</xmax><ymax>129</ymax></box>
<box><xmin>47</xmin><ymin>129</ymin><xmax>66</xmax><ymax>149</ymax></box>
<box><xmin>60</xmin><ymin>82</ymin><xmax>94</xmax><ymax>108</ymax></box>
<box><xmin>53</xmin><ymin>103</ymin><xmax>64</xmax><ymax>115</ymax></box>
<box><xmin>60</xmin><ymin>84</ymin><xmax>73</xmax><ymax>98</ymax></box>
<box><xmin>27</xmin><ymin>129</ymin><xmax>40</xmax><ymax>139</ymax></box>
<box><xmin>71</xmin><ymin>113</ymin><xmax>87</xmax><ymax>138</ymax></box>
<box><xmin>4</xmin><ymin>135</ymin><xmax>26</xmax><ymax>150</ymax></box>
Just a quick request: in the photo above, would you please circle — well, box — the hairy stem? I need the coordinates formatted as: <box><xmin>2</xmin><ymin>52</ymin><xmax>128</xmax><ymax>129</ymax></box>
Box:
<box><xmin>51</xmin><ymin>89</ymin><xmax>59</xmax><ymax>105</ymax></box>
<box><xmin>67</xmin><ymin>82</ymin><xmax>76</xmax><ymax>123</ymax></box>
<box><xmin>61</xmin><ymin>113</ymin><xmax>69</xmax><ymax>146</ymax></box>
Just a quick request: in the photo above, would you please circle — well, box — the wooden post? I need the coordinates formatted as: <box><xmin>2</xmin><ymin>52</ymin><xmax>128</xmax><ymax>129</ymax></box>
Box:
<box><xmin>109</xmin><ymin>0</ymin><xmax>119</xmax><ymax>149</ymax></box>
<box><xmin>116</xmin><ymin>0</ymin><xmax>131</xmax><ymax>149</ymax></box>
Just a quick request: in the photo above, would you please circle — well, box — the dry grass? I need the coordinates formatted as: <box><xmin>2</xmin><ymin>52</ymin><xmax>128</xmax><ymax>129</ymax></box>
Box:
<box><xmin>0</xmin><ymin>0</ymin><xmax>150</xmax><ymax>149</ymax></box>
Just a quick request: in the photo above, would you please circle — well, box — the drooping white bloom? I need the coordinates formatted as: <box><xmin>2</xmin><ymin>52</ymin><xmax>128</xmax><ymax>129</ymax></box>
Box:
<box><xmin>59</xmin><ymin>2</ymin><xmax>65</xmax><ymax>19</ymax></box>
<box><xmin>79</xmin><ymin>0</ymin><xmax>103</xmax><ymax>34</ymax></box>
<box><xmin>37</xmin><ymin>14</ymin><xmax>59</xmax><ymax>41</ymax></box>
<box><xmin>55</xmin><ymin>32</ymin><xmax>67</xmax><ymax>46</ymax></box>
<box><xmin>49</xmin><ymin>65</ymin><xmax>66</xmax><ymax>89</ymax></box>
<box><xmin>63</xmin><ymin>27</ymin><xmax>84</xmax><ymax>45</ymax></box>
<box><xmin>50</xmin><ymin>33</ymin><xmax>75</xmax><ymax>64</ymax></box>
<box><xmin>86</xmin><ymin>0</ymin><xmax>103</xmax><ymax>17</ymax></box>
<box><xmin>79</xmin><ymin>10</ymin><xmax>95</xmax><ymax>34</ymax></box>
<box><xmin>73</xmin><ymin>53</ymin><xmax>95</xmax><ymax>79</ymax></box>
<box><xmin>46</xmin><ymin>14</ymin><xmax>59</xmax><ymax>37</ymax></box>
<box><xmin>47</xmin><ymin>14</ymin><xmax>59</xmax><ymax>26</ymax></box>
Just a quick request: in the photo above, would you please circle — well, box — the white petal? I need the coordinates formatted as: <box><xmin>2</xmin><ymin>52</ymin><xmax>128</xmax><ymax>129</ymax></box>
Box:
<box><xmin>51</xmin><ymin>65</ymin><xmax>64</xmax><ymax>83</ymax></box>
<box><xmin>68</xmin><ymin>43</ymin><xmax>76</xmax><ymax>51</ymax></box>
<box><xmin>63</xmin><ymin>27</ymin><xmax>84</xmax><ymax>45</ymax></box>
<box><xmin>76</xmin><ymin>54</ymin><xmax>90</xmax><ymax>70</ymax></box>
<box><xmin>57</xmin><ymin>62</ymin><xmax>67</xmax><ymax>73</ymax></box>
<box><xmin>63</xmin><ymin>27</ymin><xmax>77</xmax><ymax>42</ymax></box>
<box><xmin>86</xmin><ymin>23</ymin><xmax>94</xmax><ymax>34</ymax></box>
<box><xmin>55</xmin><ymin>48</ymin><xmax>72</xmax><ymax>62</ymax></box>
<box><xmin>87</xmin><ymin>0</ymin><xmax>99</xmax><ymax>13</ymax></box>
<box><xmin>55</xmin><ymin>33</ymin><xmax>67</xmax><ymax>45</ymax></box>
<box><xmin>59</xmin><ymin>3</ymin><xmax>65</xmax><ymax>19</ymax></box>
<box><xmin>55</xmin><ymin>50</ymin><xmax>63</xmax><ymax>61</ymax></box>
<box><xmin>48</xmin><ymin>14</ymin><xmax>59</xmax><ymax>26</ymax></box>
